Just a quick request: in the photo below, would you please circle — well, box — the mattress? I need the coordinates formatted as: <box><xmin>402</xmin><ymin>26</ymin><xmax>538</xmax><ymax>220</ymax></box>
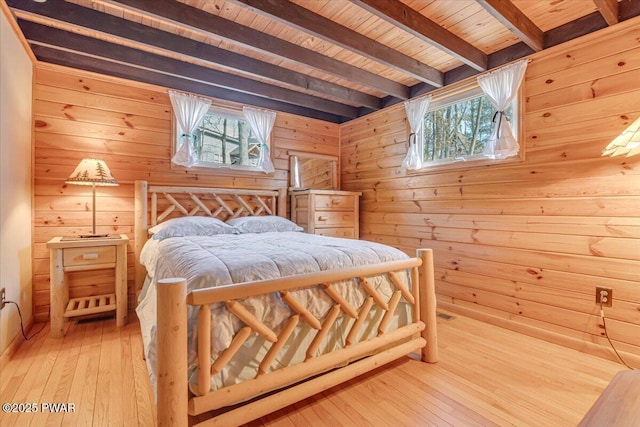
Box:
<box><xmin>136</xmin><ymin>231</ymin><xmax>412</xmax><ymax>396</ymax></box>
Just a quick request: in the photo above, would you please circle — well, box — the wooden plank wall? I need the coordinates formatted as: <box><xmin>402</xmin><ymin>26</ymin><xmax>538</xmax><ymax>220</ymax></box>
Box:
<box><xmin>32</xmin><ymin>63</ymin><xmax>340</xmax><ymax>321</ymax></box>
<box><xmin>340</xmin><ymin>18</ymin><xmax>640</xmax><ymax>365</ymax></box>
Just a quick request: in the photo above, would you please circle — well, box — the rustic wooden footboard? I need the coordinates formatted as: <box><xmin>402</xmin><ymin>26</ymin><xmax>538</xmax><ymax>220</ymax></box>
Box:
<box><xmin>156</xmin><ymin>250</ymin><xmax>437</xmax><ymax>427</ymax></box>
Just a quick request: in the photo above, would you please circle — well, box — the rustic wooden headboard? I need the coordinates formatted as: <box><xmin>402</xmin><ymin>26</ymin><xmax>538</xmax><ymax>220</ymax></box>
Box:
<box><xmin>133</xmin><ymin>180</ymin><xmax>287</xmax><ymax>292</ymax></box>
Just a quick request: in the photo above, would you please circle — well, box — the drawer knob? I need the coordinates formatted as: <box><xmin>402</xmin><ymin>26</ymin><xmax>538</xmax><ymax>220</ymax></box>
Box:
<box><xmin>82</xmin><ymin>253</ymin><xmax>99</xmax><ymax>260</ymax></box>
<box><xmin>331</xmin><ymin>199</ymin><xmax>340</xmax><ymax>204</ymax></box>
<box><xmin>318</xmin><ymin>216</ymin><xmax>328</xmax><ymax>221</ymax></box>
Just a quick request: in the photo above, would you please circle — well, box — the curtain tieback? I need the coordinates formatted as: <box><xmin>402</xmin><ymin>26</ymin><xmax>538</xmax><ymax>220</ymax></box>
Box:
<box><xmin>492</xmin><ymin>111</ymin><xmax>507</xmax><ymax>139</ymax></box>
<box><xmin>408</xmin><ymin>132</ymin><xmax>416</xmax><ymax>145</ymax></box>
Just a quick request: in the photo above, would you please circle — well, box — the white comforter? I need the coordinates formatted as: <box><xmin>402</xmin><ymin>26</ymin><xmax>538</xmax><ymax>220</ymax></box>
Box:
<box><xmin>136</xmin><ymin>231</ymin><xmax>411</xmax><ymax>394</ymax></box>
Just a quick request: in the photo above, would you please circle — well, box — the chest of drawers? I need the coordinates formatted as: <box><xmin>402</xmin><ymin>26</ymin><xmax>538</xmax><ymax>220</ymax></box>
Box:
<box><xmin>290</xmin><ymin>189</ymin><xmax>361</xmax><ymax>239</ymax></box>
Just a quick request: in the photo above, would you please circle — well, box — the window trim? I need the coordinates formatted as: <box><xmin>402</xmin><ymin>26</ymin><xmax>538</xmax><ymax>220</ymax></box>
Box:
<box><xmin>409</xmin><ymin>80</ymin><xmax>525</xmax><ymax>173</ymax></box>
<box><xmin>171</xmin><ymin>105</ymin><xmax>273</xmax><ymax>173</ymax></box>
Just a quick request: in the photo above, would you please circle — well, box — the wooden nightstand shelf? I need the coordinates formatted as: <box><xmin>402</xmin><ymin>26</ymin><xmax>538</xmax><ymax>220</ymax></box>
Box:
<box><xmin>46</xmin><ymin>235</ymin><xmax>129</xmax><ymax>337</ymax></box>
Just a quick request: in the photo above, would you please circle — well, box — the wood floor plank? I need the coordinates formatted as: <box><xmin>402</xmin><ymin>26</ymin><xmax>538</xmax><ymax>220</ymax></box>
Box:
<box><xmin>75</xmin><ymin>320</ymin><xmax>104</xmax><ymax>426</ymax></box>
<box><xmin>61</xmin><ymin>320</ymin><xmax>100</xmax><ymax>426</ymax></box>
<box><xmin>417</xmin><ymin>370</ymin><xmax>516</xmax><ymax>425</ymax></box>
<box><xmin>359</xmin><ymin>369</ymin><xmax>451</xmax><ymax>426</ymax></box>
<box><xmin>93</xmin><ymin>321</ymin><xmax>120</xmax><ymax>427</ymax></box>
<box><xmin>1</xmin><ymin>323</ymin><xmax>68</xmax><ymax>427</ymax></box>
<box><xmin>0</xmin><ymin>325</ymin><xmax>47</xmax><ymax>402</ymax></box>
<box><xmin>282</xmin><ymin>397</ymin><xmax>331</xmax><ymax>427</ymax></box>
<box><xmin>438</xmin><ymin>318</ymin><xmax>615</xmax><ymax>418</ymax></box>
<box><xmin>0</xmin><ymin>311</ymin><xmax>627</xmax><ymax>426</ymax></box>
<box><xmin>289</xmin><ymin>393</ymin><xmax>345</xmax><ymax>426</ymax></box>
<box><xmin>319</xmin><ymin>387</ymin><xmax>375</xmax><ymax>426</ymax></box>
<box><xmin>254</xmin><ymin>410</ymin><xmax>294</xmax><ymax>427</ymax></box>
<box><xmin>383</xmin><ymin>360</ymin><xmax>496</xmax><ymax>426</ymax></box>
<box><xmin>120</xmin><ymin>323</ymin><xmax>139</xmax><ymax>425</ymax></box>
<box><xmin>106</xmin><ymin>324</ymin><xmax>124</xmax><ymax>427</ymax></box>
<box><xmin>36</xmin><ymin>322</ymin><xmax>86</xmax><ymax>427</ymax></box>
<box><xmin>329</xmin><ymin>378</ymin><xmax>406</xmax><ymax>427</ymax></box>
<box><xmin>130</xmin><ymin>321</ymin><xmax>156</xmax><ymax>427</ymax></box>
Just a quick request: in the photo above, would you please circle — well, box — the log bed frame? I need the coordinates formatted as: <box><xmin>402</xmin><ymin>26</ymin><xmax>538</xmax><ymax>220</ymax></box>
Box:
<box><xmin>134</xmin><ymin>180</ymin><xmax>438</xmax><ymax>426</ymax></box>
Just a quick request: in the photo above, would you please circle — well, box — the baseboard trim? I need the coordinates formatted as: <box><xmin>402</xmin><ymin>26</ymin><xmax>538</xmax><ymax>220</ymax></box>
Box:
<box><xmin>0</xmin><ymin>317</ymin><xmax>36</xmax><ymax>367</ymax></box>
<box><xmin>439</xmin><ymin>300</ymin><xmax>640</xmax><ymax>369</ymax></box>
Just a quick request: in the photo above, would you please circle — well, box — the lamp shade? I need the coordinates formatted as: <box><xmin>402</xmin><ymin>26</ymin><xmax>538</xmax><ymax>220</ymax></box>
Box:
<box><xmin>66</xmin><ymin>158</ymin><xmax>119</xmax><ymax>186</ymax></box>
<box><xmin>602</xmin><ymin>117</ymin><xmax>640</xmax><ymax>157</ymax></box>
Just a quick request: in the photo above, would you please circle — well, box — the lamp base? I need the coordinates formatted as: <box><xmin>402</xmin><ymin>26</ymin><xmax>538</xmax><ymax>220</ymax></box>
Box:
<box><xmin>79</xmin><ymin>233</ymin><xmax>111</xmax><ymax>239</ymax></box>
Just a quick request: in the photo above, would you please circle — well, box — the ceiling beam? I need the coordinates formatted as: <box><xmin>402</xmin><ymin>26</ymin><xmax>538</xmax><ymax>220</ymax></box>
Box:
<box><xmin>409</xmin><ymin>42</ymin><xmax>533</xmax><ymax>99</ymax></box>
<box><xmin>112</xmin><ymin>0</ymin><xmax>409</xmax><ymax>99</ymax></box>
<box><xmin>20</xmin><ymin>21</ymin><xmax>359</xmax><ymax>119</ymax></box>
<box><xmin>227</xmin><ymin>0</ymin><xmax>443</xmax><ymax>87</ymax></box>
<box><xmin>30</xmin><ymin>44</ymin><xmax>348</xmax><ymax>124</ymax></box>
<box><xmin>476</xmin><ymin>0</ymin><xmax>544</xmax><ymax>52</ymax></box>
<box><xmin>417</xmin><ymin>0</ymin><xmax>640</xmax><ymax>93</ymax></box>
<box><xmin>546</xmin><ymin>0</ymin><xmax>640</xmax><ymax>48</ymax></box>
<box><xmin>621</xmin><ymin>0</ymin><xmax>640</xmax><ymax>20</ymax></box>
<box><xmin>543</xmin><ymin>11</ymin><xmax>607</xmax><ymax>48</ymax></box>
<box><xmin>8</xmin><ymin>0</ymin><xmax>380</xmax><ymax>110</ymax></box>
<box><xmin>350</xmin><ymin>0</ymin><xmax>487</xmax><ymax>72</ymax></box>
<box><xmin>593</xmin><ymin>0</ymin><xmax>619</xmax><ymax>25</ymax></box>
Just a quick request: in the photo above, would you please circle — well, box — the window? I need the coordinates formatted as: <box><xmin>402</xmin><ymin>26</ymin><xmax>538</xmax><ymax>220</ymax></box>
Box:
<box><xmin>175</xmin><ymin>108</ymin><xmax>267</xmax><ymax>170</ymax></box>
<box><xmin>419</xmin><ymin>84</ymin><xmax>520</xmax><ymax>166</ymax></box>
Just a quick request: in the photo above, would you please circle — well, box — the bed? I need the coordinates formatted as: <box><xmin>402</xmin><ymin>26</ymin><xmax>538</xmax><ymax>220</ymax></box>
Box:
<box><xmin>133</xmin><ymin>180</ymin><xmax>437</xmax><ymax>426</ymax></box>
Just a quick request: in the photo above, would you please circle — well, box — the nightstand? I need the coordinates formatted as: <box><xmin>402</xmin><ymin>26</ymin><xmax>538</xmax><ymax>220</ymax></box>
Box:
<box><xmin>46</xmin><ymin>235</ymin><xmax>129</xmax><ymax>337</ymax></box>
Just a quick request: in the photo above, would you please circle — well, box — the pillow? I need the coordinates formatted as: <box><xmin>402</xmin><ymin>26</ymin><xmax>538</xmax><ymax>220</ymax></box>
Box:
<box><xmin>227</xmin><ymin>216</ymin><xmax>303</xmax><ymax>233</ymax></box>
<box><xmin>149</xmin><ymin>216</ymin><xmax>237</xmax><ymax>240</ymax></box>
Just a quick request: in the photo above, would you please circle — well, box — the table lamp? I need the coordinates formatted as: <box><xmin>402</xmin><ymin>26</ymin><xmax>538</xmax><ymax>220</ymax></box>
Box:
<box><xmin>66</xmin><ymin>158</ymin><xmax>119</xmax><ymax>238</ymax></box>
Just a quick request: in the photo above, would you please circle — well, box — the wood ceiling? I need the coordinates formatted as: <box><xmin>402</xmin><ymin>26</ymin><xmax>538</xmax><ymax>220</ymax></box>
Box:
<box><xmin>8</xmin><ymin>0</ymin><xmax>640</xmax><ymax>123</ymax></box>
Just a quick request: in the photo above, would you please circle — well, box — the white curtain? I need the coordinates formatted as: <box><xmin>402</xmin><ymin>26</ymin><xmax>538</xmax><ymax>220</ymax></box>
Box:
<box><xmin>243</xmin><ymin>106</ymin><xmax>276</xmax><ymax>173</ymax></box>
<box><xmin>402</xmin><ymin>95</ymin><xmax>432</xmax><ymax>170</ymax></box>
<box><xmin>169</xmin><ymin>90</ymin><xmax>211</xmax><ymax>167</ymax></box>
<box><xmin>477</xmin><ymin>59</ymin><xmax>528</xmax><ymax>160</ymax></box>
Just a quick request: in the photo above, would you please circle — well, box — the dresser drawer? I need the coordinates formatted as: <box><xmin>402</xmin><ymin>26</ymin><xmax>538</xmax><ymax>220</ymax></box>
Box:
<box><xmin>290</xmin><ymin>190</ymin><xmax>361</xmax><ymax>240</ymax></box>
<box><xmin>293</xmin><ymin>195</ymin><xmax>309</xmax><ymax>209</ymax></box>
<box><xmin>316</xmin><ymin>227</ymin><xmax>356</xmax><ymax>239</ymax></box>
<box><xmin>314</xmin><ymin>194</ymin><xmax>355</xmax><ymax>210</ymax></box>
<box><xmin>63</xmin><ymin>246</ymin><xmax>116</xmax><ymax>267</ymax></box>
<box><xmin>314</xmin><ymin>211</ymin><xmax>355</xmax><ymax>227</ymax></box>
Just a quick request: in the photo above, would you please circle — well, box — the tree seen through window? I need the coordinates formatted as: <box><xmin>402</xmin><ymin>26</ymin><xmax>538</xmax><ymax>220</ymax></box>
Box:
<box><xmin>422</xmin><ymin>94</ymin><xmax>513</xmax><ymax>163</ymax></box>
<box><xmin>191</xmin><ymin>113</ymin><xmax>260</xmax><ymax>167</ymax></box>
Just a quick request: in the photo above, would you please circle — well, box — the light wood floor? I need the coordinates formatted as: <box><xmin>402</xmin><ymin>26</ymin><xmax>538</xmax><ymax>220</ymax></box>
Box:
<box><xmin>0</xmin><ymin>311</ymin><xmax>626</xmax><ymax>426</ymax></box>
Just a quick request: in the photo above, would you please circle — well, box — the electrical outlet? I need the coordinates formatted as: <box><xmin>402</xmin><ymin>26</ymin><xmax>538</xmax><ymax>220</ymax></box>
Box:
<box><xmin>0</xmin><ymin>287</ymin><xmax>5</xmax><ymax>310</ymax></box>
<box><xmin>596</xmin><ymin>286</ymin><xmax>613</xmax><ymax>307</ymax></box>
